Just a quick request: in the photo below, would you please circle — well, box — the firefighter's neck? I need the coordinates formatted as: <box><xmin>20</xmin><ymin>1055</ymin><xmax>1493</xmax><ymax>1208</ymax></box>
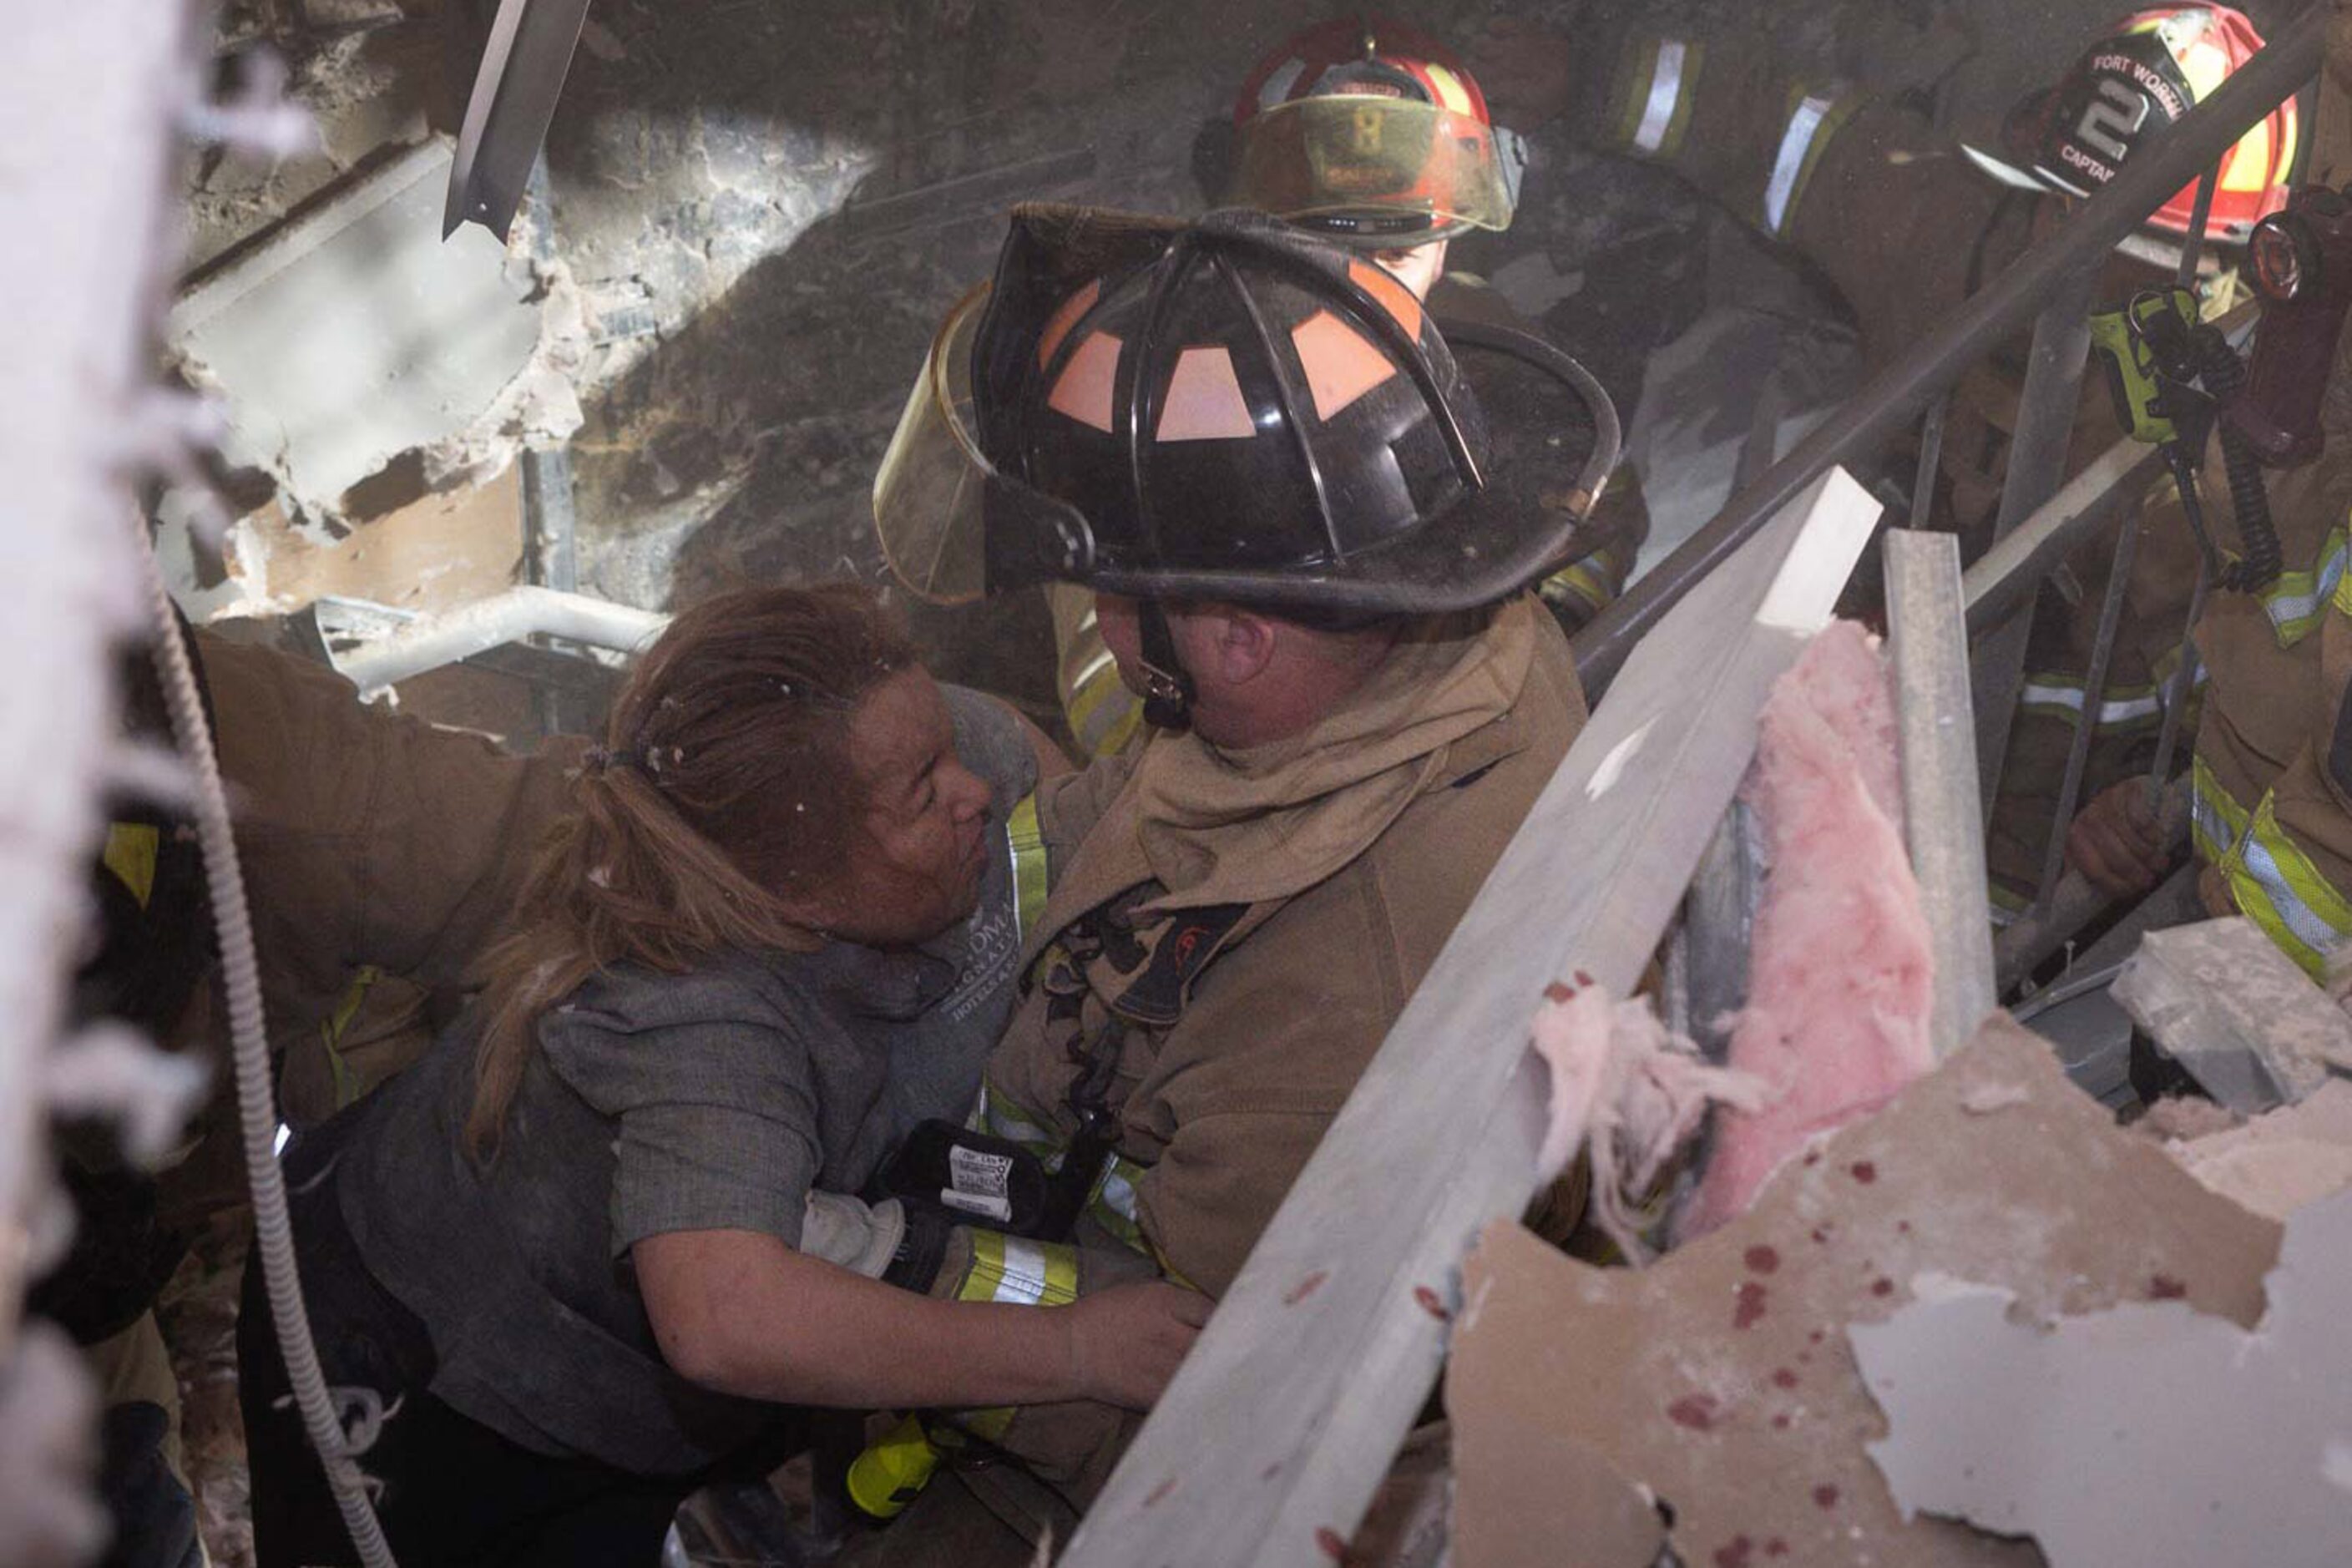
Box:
<box><xmin>1168</xmin><ymin>603</ymin><xmax>1399</xmax><ymax>750</ymax></box>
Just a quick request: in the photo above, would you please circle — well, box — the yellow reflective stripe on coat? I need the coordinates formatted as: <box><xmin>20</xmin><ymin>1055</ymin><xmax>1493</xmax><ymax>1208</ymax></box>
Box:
<box><xmin>2221</xmin><ymin>791</ymin><xmax>2352</xmax><ymax>979</ymax></box>
<box><xmin>1065</xmin><ymin>649</ymin><xmax>1142</xmax><ymax>760</ymax></box>
<box><xmin>320</xmin><ymin>964</ymin><xmax>384</xmax><ymax>1110</ymax></box>
<box><xmin>101</xmin><ymin>822</ymin><xmax>161</xmax><ymax>909</ymax></box>
<box><xmin>2191</xmin><ymin>752</ymin><xmax>2253</xmax><ymax>866</ymax></box>
<box><xmin>2263</xmin><ymin>524</ymin><xmax>2349</xmax><ymax>646</ymax></box>
<box><xmin>1763</xmin><ymin>84</ymin><xmax>1861</xmax><ymax>236</ymax></box>
<box><xmin>1005</xmin><ymin>794</ymin><xmax>1050</xmax><ymax>944</ymax></box>
<box><xmin>1539</xmin><ymin>542</ymin><xmax>1629</xmax><ymax>621</ymax></box>
<box><xmin>972</xmin><ymin>1078</ymin><xmax>1061</xmax><ymax>1161</ymax></box>
<box><xmin>1085</xmin><ymin>1151</ymin><xmax>1152</xmax><ymax>1255</ymax></box>
<box><xmin>955</xmin><ymin>1231</ymin><xmax>1080</xmax><ymax>1308</ymax></box>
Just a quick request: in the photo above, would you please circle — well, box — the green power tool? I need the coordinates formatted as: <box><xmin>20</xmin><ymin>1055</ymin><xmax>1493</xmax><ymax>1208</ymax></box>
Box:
<box><xmin>2088</xmin><ymin>286</ymin><xmax>2201</xmax><ymax>446</ymax></box>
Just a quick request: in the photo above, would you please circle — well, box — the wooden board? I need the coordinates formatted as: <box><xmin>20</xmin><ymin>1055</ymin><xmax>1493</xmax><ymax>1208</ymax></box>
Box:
<box><xmin>1062</xmin><ymin>468</ymin><xmax>1883</xmax><ymax>1568</ymax></box>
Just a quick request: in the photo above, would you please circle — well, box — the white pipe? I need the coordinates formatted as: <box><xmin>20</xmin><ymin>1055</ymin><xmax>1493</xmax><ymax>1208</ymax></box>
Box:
<box><xmin>331</xmin><ymin>584</ymin><xmax>670</xmax><ymax>693</ymax></box>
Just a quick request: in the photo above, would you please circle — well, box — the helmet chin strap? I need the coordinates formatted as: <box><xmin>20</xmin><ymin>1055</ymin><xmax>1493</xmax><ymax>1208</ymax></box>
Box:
<box><xmin>1136</xmin><ymin>599</ymin><xmax>1196</xmax><ymax>731</ymax></box>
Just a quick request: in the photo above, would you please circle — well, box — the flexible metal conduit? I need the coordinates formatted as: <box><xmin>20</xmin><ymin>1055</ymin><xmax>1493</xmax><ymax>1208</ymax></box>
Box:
<box><xmin>1570</xmin><ymin>0</ymin><xmax>2326</xmax><ymax>699</ymax></box>
<box><xmin>138</xmin><ymin>529</ymin><xmax>399</xmax><ymax>1568</ymax></box>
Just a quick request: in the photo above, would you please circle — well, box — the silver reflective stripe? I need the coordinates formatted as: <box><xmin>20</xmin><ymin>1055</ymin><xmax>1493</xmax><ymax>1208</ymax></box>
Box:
<box><xmin>1631</xmin><ymin>40</ymin><xmax>1687</xmax><ymax>154</ymax></box>
<box><xmin>2265</xmin><ymin>539</ymin><xmax>2349</xmax><ymax>640</ymax></box>
<box><xmin>1257</xmin><ymin>58</ymin><xmax>1306</xmax><ymax>113</ymax></box>
<box><xmin>2019</xmin><ymin>680</ymin><xmax>2164</xmax><ymax>728</ymax></box>
<box><xmin>986</xmin><ymin>1237</ymin><xmax>1053</xmax><ymax>1306</ymax></box>
<box><xmin>2019</xmin><ymin>680</ymin><xmax>2088</xmax><ymax>714</ymax></box>
<box><xmin>1070</xmin><ymin>646</ymin><xmax>1118</xmax><ymax>695</ymax></box>
<box><xmin>1764</xmin><ymin>93</ymin><xmax>1835</xmax><ymax>235</ymax></box>
<box><xmin>1098</xmin><ymin>1161</ymin><xmax>1141</xmax><ymax>1222</ymax></box>
<box><xmin>2237</xmin><ymin>834</ymin><xmax>2347</xmax><ymax>958</ymax></box>
<box><xmin>2192</xmin><ymin>792</ymin><xmax>2234</xmax><ymax>861</ymax></box>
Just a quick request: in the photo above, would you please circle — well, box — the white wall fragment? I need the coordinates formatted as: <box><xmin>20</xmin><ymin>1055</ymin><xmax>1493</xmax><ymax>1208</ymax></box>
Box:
<box><xmin>1851</xmin><ymin>1188</ymin><xmax>2352</xmax><ymax>1566</ymax></box>
<box><xmin>169</xmin><ymin>138</ymin><xmax>546</xmax><ymax>518</ymax></box>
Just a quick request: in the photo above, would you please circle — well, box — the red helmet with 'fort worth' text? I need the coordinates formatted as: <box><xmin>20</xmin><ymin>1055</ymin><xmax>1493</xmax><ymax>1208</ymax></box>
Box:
<box><xmin>1962</xmin><ymin>5</ymin><xmax>2297</xmax><ymax>245</ymax></box>
<box><xmin>1228</xmin><ymin>16</ymin><xmax>1515</xmax><ymax>248</ymax></box>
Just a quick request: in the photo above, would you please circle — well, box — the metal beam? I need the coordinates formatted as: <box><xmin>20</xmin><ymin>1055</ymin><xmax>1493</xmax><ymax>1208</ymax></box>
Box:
<box><xmin>1884</xmin><ymin>529</ymin><xmax>1997</xmax><ymax>1058</ymax></box>
<box><xmin>1970</xmin><ymin>266</ymin><xmax>2102</xmax><ymax>814</ymax></box>
<box><xmin>1960</xmin><ymin>435</ymin><xmax>2163</xmax><ymax>633</ymax></box>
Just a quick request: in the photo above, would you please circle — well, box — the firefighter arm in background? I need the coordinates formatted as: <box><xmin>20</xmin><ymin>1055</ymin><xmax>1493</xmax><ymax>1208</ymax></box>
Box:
<box><xmin>199</xmin><ymin>635</ymin><xmax>584</xmax><ymax>1050</ymax></box>
<box><xmin>1550</xmin><ymin>8</ymin><xmax>2005</xmax><ymax>367</ymax></box>
<box><xmin>2201</xmin><ymin>530</ymin><xmax>2352</xmax><ymax>978</ymax></box>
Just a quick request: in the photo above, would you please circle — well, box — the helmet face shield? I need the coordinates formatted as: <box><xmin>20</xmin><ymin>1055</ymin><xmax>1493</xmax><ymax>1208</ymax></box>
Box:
<box><xmin>873</xmin><ymin>284</ymin><xmax>1100</xmax><ymax>603</ymax></box>
<box><xmin>1232</xmin><ymin>97</ymin><xmax>1515</xmax><ymax>242</ymax></box>
<box><xmin>873</xmin><ymin>286</ymin><xmax>989</xmax><ymax>604</ymax></box>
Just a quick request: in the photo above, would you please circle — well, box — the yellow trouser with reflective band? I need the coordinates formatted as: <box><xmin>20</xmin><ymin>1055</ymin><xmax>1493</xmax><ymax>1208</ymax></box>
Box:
<box><xmin>947</xmin><ymin>1230</ymin><xmax>1080</xmax><ymax>1442</ymax></box>
<box><xmin>973</xmin><ymin>1081</ymin><xmax>1156</xmax><ymax>1260</ymax></box>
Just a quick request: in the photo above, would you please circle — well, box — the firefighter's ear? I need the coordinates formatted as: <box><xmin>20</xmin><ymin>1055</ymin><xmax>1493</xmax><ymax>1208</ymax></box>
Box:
<box><xmin>1172</xmin><ymin>603</ymin><xmax>1278</xmax><ymax>690</ymax></box>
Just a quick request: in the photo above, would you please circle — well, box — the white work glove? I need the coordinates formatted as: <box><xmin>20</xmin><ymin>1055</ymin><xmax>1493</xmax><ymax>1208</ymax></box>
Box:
<box><xmin>799</xmin><ymin>1190</ymin><xmax>909</xmax><ymax>1280</ymax></box>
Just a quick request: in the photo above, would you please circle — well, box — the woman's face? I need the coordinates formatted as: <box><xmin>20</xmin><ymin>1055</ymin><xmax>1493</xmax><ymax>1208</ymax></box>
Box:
<box><xmin>817</xmin><ymin>668</ymin><xmax>994</xmax><ymax>948</ymax></box>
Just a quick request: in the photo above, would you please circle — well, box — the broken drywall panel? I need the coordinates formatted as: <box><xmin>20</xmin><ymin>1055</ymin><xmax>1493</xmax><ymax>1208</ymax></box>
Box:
<box><xmin>1682</xmin><ymin>622</ymin><xmax>1934</xmax><ymax>1238</ymax></box>
<box><xmin>160</xmin><ymin>467</ymin><xmax>524</xmax><ymax>626</ymax></box>
<box><xmin>2112</xmin><ymin>917</ymin><xmax>2352</xmax><ymax>1112</ymax></box>
<box><xmin>250</xmin><ymin>465</ymin><xmax>524</xmax><ymax>619</ymax></box>
<box><xmin>1851</xmin><ymin>1187</ymin><xmax>2352</xmax><ymax>1566</ymax></box>
<box><xmin>1449</xmin><ymin>1014</ymin><xmax>2279</xmax><ymax>1568</ymax></box>
<box><xmin>2167</xmin><ymin>1080</ymin><xmax>2352</xmax><ymax>1222</ymax></box>
<box><xmin>169</xmin><ymin>138</ymin><xmax>544</xmax><ymax>521</ymax></box>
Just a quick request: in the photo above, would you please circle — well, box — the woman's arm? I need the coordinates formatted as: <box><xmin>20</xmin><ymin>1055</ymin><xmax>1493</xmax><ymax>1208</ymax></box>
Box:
<box><xmin>635</xmin><ymin>1227</ymin><xmax>1203</xmax><ymax>1411</ymax></box>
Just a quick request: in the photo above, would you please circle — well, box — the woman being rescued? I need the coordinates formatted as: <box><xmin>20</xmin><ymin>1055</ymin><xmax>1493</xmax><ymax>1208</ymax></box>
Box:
<box><xmin>240</xmin><ymin>583</ymin><xmax>1207</xmax><ymax>1568</ymax></box>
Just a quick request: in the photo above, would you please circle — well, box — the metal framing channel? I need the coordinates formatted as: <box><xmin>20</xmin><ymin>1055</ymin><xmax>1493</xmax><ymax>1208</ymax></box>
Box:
<box><xmin>2030</xmin><ymin>502</ymin><xmax>2145</xmax><ymax>907</ymax></box>
<box><xmin>1885</xmin><ymin>529</ymin><xmax>1996</xmax><ymax>1055</ymax></box>
<box><xmin>1970</xmin><ymin>263</ymin><xmax>2101</xmax><ymax>816</ymax></box>
<box><xmin>1909</xmin><ymin>391</ymin><xmax>1948</xmax><ymax>530</ymax></box>
<box><xmin>2176</xmin><ymin>165</ymin><xmax>2220</xmax><ymax>287</ymax></box>
<box><xmin>2146</xmin><ymin>559</ymin><xmax>2211</xmax><ymax>810</ymax></box>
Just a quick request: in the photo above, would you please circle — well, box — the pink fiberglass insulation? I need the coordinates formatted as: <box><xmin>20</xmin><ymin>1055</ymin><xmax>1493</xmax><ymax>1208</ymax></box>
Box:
<box><xmin>1530</xmin><ymin>980</ymin><xmax>1768</xmax><ymax>1262</ymax></box>
<box><xmin>1681</xmin><ymin>620</ymin><xmax>1935</xmax><ymax>1239</ymax></box>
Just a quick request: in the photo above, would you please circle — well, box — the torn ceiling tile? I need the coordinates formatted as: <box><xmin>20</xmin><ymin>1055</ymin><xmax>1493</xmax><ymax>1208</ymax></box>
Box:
<box><xmin>169</xmin><ymin>138</ymin><xmax>548</xmax><ymax>522</ymax></box>
<box><xmin>1851</xmin><ymin>1187</ymin><xmax>2352</xmax><ymax>1565</ymax></box>
<box><xmin>2166</xmin><ymin>1080</ymin><xmax>2352</xmax><ymax>1222</ymax></box>
<box><xmin>1449</xmin><ymin>1014</ymin><xmax>2279</xmax><ymax>1568</ymax></box>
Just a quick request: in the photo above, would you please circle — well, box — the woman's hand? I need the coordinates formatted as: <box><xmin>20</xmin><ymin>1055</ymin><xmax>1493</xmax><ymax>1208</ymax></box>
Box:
<box><xmin>1062</xmin><ymin>1281</ymin><xmax>1211</xmax><ymax>1410</ymax></box>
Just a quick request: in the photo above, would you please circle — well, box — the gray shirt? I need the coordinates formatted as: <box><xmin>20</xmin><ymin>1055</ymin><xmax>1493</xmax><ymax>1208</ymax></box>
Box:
<box><xmin>338</xmin><ymin>685</ymin><xmax>1036</xmax><ymax>1474</ymax></box>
